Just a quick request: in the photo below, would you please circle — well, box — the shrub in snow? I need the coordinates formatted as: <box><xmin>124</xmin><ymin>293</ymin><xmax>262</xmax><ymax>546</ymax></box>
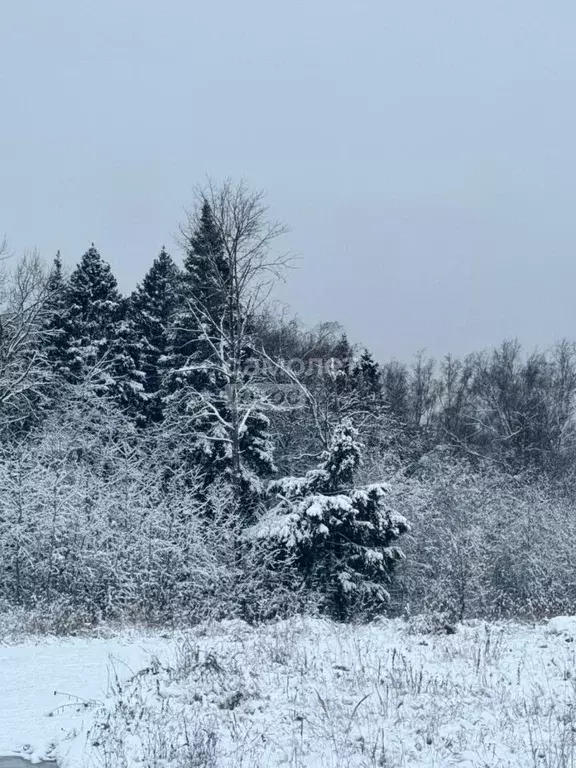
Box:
<box><xmin>249</xmin><ymin>418</ymin><xmax>409</xmax><ymax>620</ymax></box>
<box><xmin>383</xmin><ymin>456</ymin><xmax>576</xmax><ymax>621</ymax></box>
<box><xmin>0</xmin><ymin>386</ymin><xmax>309</xmax><ymax>626</ymax></box>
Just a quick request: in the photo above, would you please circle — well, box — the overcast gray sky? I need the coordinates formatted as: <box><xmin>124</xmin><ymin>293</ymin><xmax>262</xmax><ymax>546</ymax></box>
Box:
<box><xmin>1</xmin><ymin>1</ymin><xmax>575</xmax><ymax>361</ymax></box>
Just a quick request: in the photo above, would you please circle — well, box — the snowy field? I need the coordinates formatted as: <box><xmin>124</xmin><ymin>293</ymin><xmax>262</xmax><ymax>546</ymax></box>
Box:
<box><xmin>0</xmin><ymin>629</ymin><xmax>174</xmax><ymax>767</ymax></box>
<box><xmin>3</xmin><ymin>616</ymin><xmax>576</xmax><ymax>767</ymax></box>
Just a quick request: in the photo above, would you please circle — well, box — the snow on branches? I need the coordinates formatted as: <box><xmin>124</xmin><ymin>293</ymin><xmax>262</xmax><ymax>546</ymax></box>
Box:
<box><xmin>250</xmin><ymin>418</ymin><xmax>409</xmax><ymax>620</ymax></box>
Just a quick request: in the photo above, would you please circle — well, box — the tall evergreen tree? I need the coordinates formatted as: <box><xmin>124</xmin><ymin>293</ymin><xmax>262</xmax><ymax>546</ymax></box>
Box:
<box><xmin>183</xmin><ymin>198</ymin><xmax>230</xmax><ymax>324</ymax></box>
<box><xmin>165</xmin><ymin>200</ymin><xmax>229</xmax><ymax>396</ymax></box>
<box><xmin>43</xmin><ymin>251</ymin><xmax>69</xmax><ymax>376</ymax></box>
<box><xmin>349</xmin><ymin>348</ymin><xmax>388</xmax><ymax>447</ymax></box>
<box><xmin>352</xmin><ymin>349</ymin><xmax>382</xmax><ymax>401</ymax></box>
<box><xmin>61</xmin><ymin>245</ymin><xmax>143</xmax><ymax>405</ymax></box>
<box><xmin>108</xmin><ymin>308</ymin><xmax>147</xmax><ymax>418</ymax></box>
<box><xmin>63</xmin><ymin>245</ymin><xmax>123</xmax><ymax>381</ymax></box>
<box><xmin>129</xmin><ymin>248</ymin><xmax>180</xmax><ymax>423</ymax></box>
<box><xmin>163</xmin><ymin>186</ymin><xmax>281</xmax><ymax>516</ymax></box>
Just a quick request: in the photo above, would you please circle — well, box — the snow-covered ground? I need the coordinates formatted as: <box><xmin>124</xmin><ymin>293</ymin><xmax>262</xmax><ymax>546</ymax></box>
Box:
<box><xmin>0</xmin><ymin>630</ymin><xmax>174</xmax><ymax>766</ymax></box>
<box><xmin>3</xmin><ymin>616</ymin><xmax>576</xmax><ymax>767</ymax></box>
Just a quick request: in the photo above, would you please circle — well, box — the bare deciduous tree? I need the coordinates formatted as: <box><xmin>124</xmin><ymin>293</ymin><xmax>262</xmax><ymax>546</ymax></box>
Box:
<box><xmin>0</xmin><ymin>251</ymin><xmax>56</xmax><ymax>429</ymax></box>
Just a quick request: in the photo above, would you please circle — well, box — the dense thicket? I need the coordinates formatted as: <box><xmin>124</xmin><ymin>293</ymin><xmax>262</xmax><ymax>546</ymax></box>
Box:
<box><xmin>2</xmin><ymin>183</ymin><xmax>576</xmax><ymax>627</ymax></box>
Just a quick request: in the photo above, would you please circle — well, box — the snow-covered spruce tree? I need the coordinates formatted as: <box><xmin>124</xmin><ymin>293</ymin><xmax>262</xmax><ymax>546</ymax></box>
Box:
<box><xmin>351</xmin><ymin>349</ymin><xmax>384</xmax><ymax>408</ymax></box>
<box><xmin>163</xmin><ymin>182</ymin><xmax>286</xmax><ymax>518</ymax></box>
<box><xmin>60</xmin><ymin>246</ymin><xmax>145</xmax><ymax>410</ymax></box>
<box><xmin>163</xmin><ymin>201</ymin><xmax>229</xmax><ymax>399</ymax></box>
<box><xmin>160</xmin><ymin>201</ymin><xmax>232</xmax><ymax>491</ymax></box>
<box><xmin>43</xmin><ymin>251</ymin><xmax>70</xmax><ymax>376</ymax></box>
<box><xmin>60</xmin><ymin>245</ymin><xmax>122</xmax><ymax>384</ymax></box>
<box><xmin>250</xmin><ymin>418</ymin><xmax>409</xmax><ymax>620</ymax></box>
<box><xmin>108</xmin><ymin>311</ymin><xmax>147</xmax><ymax>418</ymax></box>
<box><xmin>128</xmin><ymin>248</ymin><xmax>180</xmax><ymax>424</ymax></box>
<box><xmin>182</xmin><ymin>197</ymin><xmax>230</xmax><ymax>328</ymax></box>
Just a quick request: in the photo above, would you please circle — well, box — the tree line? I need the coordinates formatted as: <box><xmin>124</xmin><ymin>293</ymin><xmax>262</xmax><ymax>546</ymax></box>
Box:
<box><xmin>1</xmin><ymin>180</ymin><xmax>576</xmax><ymax>627</ymax></box>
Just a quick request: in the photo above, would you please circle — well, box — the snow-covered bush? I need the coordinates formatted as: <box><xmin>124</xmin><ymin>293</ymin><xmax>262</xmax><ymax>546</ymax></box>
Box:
<box><xmin>386</xmin><ymin>455</ymin><xmax>576</xmax><ymax>620</ymax></box>
<box><xmin>249</xmin><ymin>419</ymin><xmax>409</xmax><ymax>620</ymax></box>
<box><xmin>0</xmin><ymin>384</ymin><xmax>310</xmax><ymax>627</ymax></box>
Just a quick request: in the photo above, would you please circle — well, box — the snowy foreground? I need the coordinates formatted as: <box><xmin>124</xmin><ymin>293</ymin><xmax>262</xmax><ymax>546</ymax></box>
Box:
<box><xmin>3</xmin><ymin>617</ymin><xmax>576</xmax><ymax>767</ymax></box>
